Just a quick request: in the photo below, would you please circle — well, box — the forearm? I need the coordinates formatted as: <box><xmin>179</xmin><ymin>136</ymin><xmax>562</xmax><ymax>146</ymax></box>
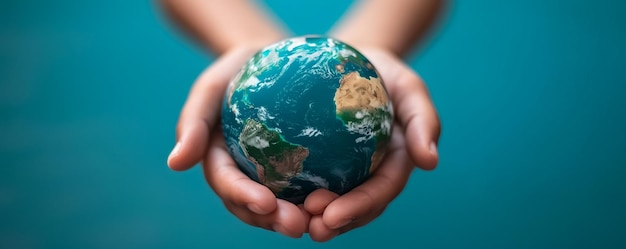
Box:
<box><xmin>330</xmin><ymin>0</ymin><xmax>445</xmax><ymax>57</ymax></box>
<box><xmin>160</xmin><ymin>0</ymin><xmax>287</xmax><ymax>55</ymax></box>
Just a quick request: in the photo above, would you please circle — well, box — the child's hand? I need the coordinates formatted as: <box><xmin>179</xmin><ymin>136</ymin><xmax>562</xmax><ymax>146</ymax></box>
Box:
<box><xmin>302</xmin><ymin>48</ymin><xmax>441</xmax><ymax>242</ymax></box>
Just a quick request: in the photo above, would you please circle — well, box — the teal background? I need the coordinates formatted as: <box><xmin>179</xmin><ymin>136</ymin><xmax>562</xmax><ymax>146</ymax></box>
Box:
<box><xmin>1</xmin><ymin>0</ymin><xmax>624</xmax><ymax>248</ymax></box>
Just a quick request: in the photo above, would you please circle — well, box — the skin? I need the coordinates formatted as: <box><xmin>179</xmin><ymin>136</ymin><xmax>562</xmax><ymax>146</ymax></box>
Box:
<box><xmin>160</xmin><ymin>0</ymin><xmax>444</xmax><ymax>242</ymax></box>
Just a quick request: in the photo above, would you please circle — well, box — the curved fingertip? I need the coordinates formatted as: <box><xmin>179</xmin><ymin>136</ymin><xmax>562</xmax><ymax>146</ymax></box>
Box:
<box><xmin>408</xmin><ymin>141</ymin><xmax>438</xmax><ymax>171</ymax></box>
<box><xmin>425</xmin><ymin>141</ymin><xmax>439</xmax><ymax>170</ymax></box>
<box><xmin>214</xmin><ymin>176</ymin><xmax>277</xmax><ymax>215</ymax></box>
<box><xmin>272</xmin><ymin>224</ymin><xmax>296</xmax><ymax>238</ymax></box>
<box><xmin>167</xmin><ymin>144</ymin><xmax>201</xmax><ymax>171</ymax></box>
<box><xmin>167</xmin><ymin>142</ymin><xmax>197</xmax><ymax>171</ymax></box>
<box><xmin>309</xmin><ymin>216</ymin><xmax>340</xmax><ymax>242</ymax></box>
<box><xmin>274</xmin><ymin>200</ymin><xmax>307</xmax><ymax>238</ymax></box>
<box><xmin>245</xmin><ymin>187</ymin><xmax>278</xmax><ymax>215</ymax></box>
<box><xmin>304</xmin><ymin>189</ymin><xmax>340</xmax><ymax>215</ymax></box>
<box><xmin>246</xmin><ymin>203</ymin><xmax>270</xmax><ymax>215</ymax></box>
<box><xmin>168</xmin><ymin>121</ymin><xmax>210</xmax><ymax>171</ymax></box>
<box><xmin>405</xmin><ymin>121</ymin><xmax>439</xmax><ymax>171</ymax></box>
<box><xmin>418</xmin><ymin>140</ymin><xmax>440</xmax><ymax>171</ymax></box>
<box><xmin>322</xmin><ymin>193</ymin><xmax>369</xmax><ymax>230</ymax></box>
<box><xmin>166</xmin><ymin>142</ymin><xmax>182</xmax><ymax>168</ymax></box>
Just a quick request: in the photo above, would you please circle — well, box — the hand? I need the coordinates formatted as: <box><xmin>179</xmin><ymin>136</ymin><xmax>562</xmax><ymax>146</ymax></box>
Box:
<box><xmin>167</xmin><ymin>45</ymin><xmax>310</xmax><ymax>238</ymax></box>
<box><xmin>302</xmin><ymin>48</ymin><xmax>441</xmax><ymax>242</ymax></box>
<box><xmin>167</xmin><ymin>45</ymin><xmax>440</xmax><ymax>241</ymax></box>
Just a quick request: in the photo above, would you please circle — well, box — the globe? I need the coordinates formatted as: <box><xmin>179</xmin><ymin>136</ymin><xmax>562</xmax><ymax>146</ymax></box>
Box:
<box><xmin>221</xmin><ymin>36</ymin><xmax>394</xmax><ymax>204</ymax></box>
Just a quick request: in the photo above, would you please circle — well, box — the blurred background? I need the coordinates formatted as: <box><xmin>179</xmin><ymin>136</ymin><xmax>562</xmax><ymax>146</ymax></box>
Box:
<box><xmin>1</xmin><ymin>0</ymin><xmax>625</xmax><ymax>248</ymax></box>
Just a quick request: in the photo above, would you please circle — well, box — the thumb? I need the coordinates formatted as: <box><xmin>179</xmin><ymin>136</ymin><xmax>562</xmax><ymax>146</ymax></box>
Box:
<box><xmin>167</xmin><ymin>119</ymin><xmax>210</xmax><ymax>171</ymax></box>
<box><xmin>166</xmin><ymin>47</ymin><xmax>258</xmax><ymax>171</ymax></box>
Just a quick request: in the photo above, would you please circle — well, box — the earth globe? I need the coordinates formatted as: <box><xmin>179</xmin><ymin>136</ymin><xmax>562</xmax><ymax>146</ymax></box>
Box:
<box><xmin>221</xmin><ymin>36</ymin><xmax>394</xmax><ymax>204</ymax></box>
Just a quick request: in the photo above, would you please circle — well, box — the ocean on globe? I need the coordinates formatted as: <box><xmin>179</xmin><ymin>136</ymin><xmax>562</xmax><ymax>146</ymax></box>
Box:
<box><xmin>221</xmin><ymin>36</ymin><xmax>394</xmax><ymax>204</ymax></box>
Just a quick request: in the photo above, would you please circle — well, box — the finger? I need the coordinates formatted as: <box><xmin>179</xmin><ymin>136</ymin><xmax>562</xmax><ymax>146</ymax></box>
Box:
<box><xmin>225</xmin><ymin>199</ymin><xmax>307</xmax><ymax>238</ymax></box>
<box><xmin>167</xmin><ymin>118</ymin><xmax>209</xmax><ymax>171</ymax></box>
<box><xmin>304</xmin><ymin>188</ymin><xmax>340</xmax><ymax>215</ymax></box>
<box><xmin>297</xmin><ymin>204</ymin><xmax>312</xmax><ymax>233</ymax></box>
<box><xmin>322</xmin><ymin>133</ymin><xmax>413</xmax><ymax>229</ymax></box>
<box><xmin>309</xmin><ymin>209</ymin><xmax>383</xmax><ymax>242</ymax></box>
<box><xmin>202</xmin><ymin>131</ymin><xmax>277</xmax><ymax>215</ymax></box>
<box><xmin>378</xmin><ymin>56</ymin><xmax>441</xmax><ymax>170</ymax></box>
<box><xmin>308</xmin><ymin>215</ymin><xmax>340</xmax><ymax>242</ymax></box>
<box><xmin>167</xmin><ymin>48</ymin><xmax>255</xmax><ymax>171</ymax></box>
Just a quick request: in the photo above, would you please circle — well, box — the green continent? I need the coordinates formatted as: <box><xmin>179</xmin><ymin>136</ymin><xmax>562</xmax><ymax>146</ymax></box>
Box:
<box><xmin>239</xmin><ymin>119</ymin><xmax>309</xmax><ymax>193</ymax></box>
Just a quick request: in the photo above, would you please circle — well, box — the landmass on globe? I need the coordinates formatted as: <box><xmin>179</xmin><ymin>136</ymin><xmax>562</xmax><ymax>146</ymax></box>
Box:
<box><xmin>239</xmin><ymin>118</ymin><xmax>309</xmax><ymax>193</ymax></box>
<box><xmin>334</xmin><ymin>71</ymin><xmax>392</xmax><ymax>173</ymax></box>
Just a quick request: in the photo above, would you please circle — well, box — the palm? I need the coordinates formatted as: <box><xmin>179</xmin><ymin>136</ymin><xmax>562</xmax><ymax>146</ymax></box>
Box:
<box><xmin>167</xmin><ymin>46</ymin><xmax>310</xmax><ymax>238</ymax></box>
<box><xmin>302</xmin><ymin>48</ymin><xmax>440</xmax><ymax>241</ymax></box>
<box><xmin>168</xmin><ymin>47</ymin><xmax>440</xmax><ymax>241</ymax></box>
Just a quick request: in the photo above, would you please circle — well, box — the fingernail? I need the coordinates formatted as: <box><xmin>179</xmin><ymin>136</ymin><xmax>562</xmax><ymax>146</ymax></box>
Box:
<box><xmin>429</xmin><ymin>141</ymin><xmax>438</xmax><ymax>156</ymax></box>
<box><xmin>272</xmin><ymin>224</ymin><xmax>292</xmax><ymax>237</ymax></box>
<box><xmin>167</xmin><ymin>142</ymin><xmax>181</xmax><ymax>164</ymax></box>
<box><xmin>332</xmin><ymin>217</ymin><xmax>355</xmax><ymax>229</ymax></box>
<box><xmin>247</xmin><ymin>203</ymin><xmax>265</xmax><ymax>214</ymax></box>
